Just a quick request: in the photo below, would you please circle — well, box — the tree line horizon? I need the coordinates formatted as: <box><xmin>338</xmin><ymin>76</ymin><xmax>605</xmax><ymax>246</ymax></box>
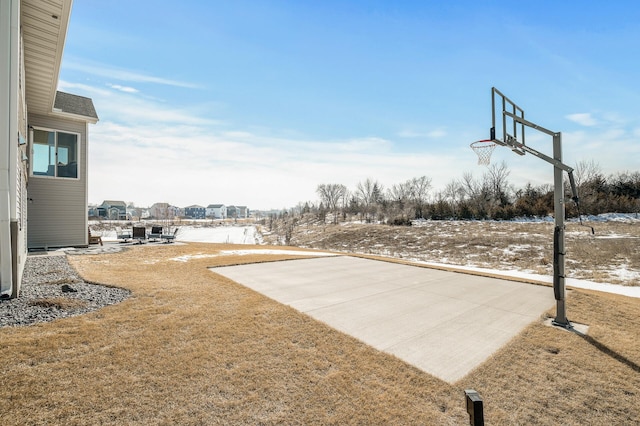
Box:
<box><xmin>294</xmin><ymin>160</ymin><xmax>640</xmax><ymax>224</ymax></box>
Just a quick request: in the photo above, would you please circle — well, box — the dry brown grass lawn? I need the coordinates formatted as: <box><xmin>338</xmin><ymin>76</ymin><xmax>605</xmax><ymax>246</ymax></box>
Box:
<box><xmin>1</xmin><ymin>240</ymin><xmax>639</xmax><ymax>424</ymax></box>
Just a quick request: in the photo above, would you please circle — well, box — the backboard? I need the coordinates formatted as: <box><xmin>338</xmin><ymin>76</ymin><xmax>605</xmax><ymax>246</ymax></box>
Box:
<box><xmin>491</xmin><ymin>87</ymin><xmax>526</xmax><ymax>156</ymax></box>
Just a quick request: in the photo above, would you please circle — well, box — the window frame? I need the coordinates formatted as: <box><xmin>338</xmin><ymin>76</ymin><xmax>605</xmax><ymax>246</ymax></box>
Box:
<box><xmin>30</xmin><ymin>127</ymin><xmax>81</xmax><ymax>180</ymax></box>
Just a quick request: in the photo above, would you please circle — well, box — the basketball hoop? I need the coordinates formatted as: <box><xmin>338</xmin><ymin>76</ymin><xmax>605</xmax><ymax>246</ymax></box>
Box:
<box><xmin>470</xmin><ymin>139</ymin><xmax>496</xmax><ymax>165</ymax></box>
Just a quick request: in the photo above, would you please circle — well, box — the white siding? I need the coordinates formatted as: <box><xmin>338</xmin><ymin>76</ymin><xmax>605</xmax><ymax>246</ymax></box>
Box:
<box><xmin>14</xmin><ymin>155</ymin><xmax>27</xmax><ymax>293</ymax></box>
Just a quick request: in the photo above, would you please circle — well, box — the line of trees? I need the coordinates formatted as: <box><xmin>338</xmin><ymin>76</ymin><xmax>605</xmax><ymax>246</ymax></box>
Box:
<box><xmin>306</xmin><ymin>161</ymin><xmax>639</xmax><ymax>224</ymax></box>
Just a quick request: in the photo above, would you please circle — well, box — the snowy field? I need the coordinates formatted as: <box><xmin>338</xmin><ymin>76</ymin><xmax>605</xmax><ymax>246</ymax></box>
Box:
<box><xmin>99</xmin><ymin>225</ymin><xmax>262</xmax><ymax>245</ymax></box>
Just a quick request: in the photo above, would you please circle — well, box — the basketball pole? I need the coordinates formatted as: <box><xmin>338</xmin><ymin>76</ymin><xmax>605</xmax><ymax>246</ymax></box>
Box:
<box><xmin>497</xmin><ymin>112</ymin><xmax>574</xmax><ymax>329</ymax></box>
<box><xmin>552</xmin><ymin>132</ymin><xmax>569</xmax><ymax>327</ymax></box>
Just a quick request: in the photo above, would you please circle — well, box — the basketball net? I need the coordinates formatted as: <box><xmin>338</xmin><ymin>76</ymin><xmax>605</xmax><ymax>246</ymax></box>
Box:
<box><xmin>470</xmin><ymin>140</ymin><xmax>496</xmax><ymax>165</ymax></box>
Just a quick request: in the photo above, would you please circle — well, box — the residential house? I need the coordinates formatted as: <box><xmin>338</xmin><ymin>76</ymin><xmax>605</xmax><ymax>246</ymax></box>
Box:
<box><xmin>168</xmin><ymin>205</ymin><xmax>183</xmax><ymax>218</ymax></box>
<box><xmin>99</xmin><ymin>200</ymin><xmax>127</xmax><ymax>220</ymax></box>
<box><xmin>149</xmin><ymin>202</ymin><xmax>170</xmax><ymax>219</ymax></box>
<box><xmin>226</xmin><ymin>205</ymin><xmax>238</xmax><ymax>219</ymax></box>
<box><xmin>127</xmin><ymin>206</ymin><xmax>149</xmax><ymax>221</ymax></box>
<box><xmin>236</xmin><ymin>206</ymin><xmax>250</xmax><ymax>218</ymax></box>
<box><xmin>184</xmin><ymin>205</ymin><xmax>206</xmax><ymax>219</ymax></box>
<box><xmin>1</xmin><ymin>0</ymin><xmax>98</xmax><ymax>298</ymax></box>
<box><xmin>149</xmin><ymin>203</ymin><xmax>182</xmax><ymax>220</ymax></box>
<box><xmin>88</xmin><ymin>205</ymin><xmax>99</xmax><ymax>218</ymax></box>
<box><xmin>206</xmin><ymin>204</ymin><xmax>226</xmax><ymax>219</ymax></box>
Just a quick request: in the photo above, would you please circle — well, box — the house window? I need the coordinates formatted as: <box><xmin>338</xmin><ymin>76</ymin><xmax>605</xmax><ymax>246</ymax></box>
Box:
<box><xmin>32</xmin><ymin>129</ymin><xmax>79</xmax><ymax>178</ymax></box>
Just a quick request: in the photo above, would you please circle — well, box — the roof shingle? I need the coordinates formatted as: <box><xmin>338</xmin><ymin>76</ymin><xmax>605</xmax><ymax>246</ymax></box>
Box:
<box><xmin>54</xmin><ymin>91</ymin><xmax>99</xmax><ymax>121</ymax></box>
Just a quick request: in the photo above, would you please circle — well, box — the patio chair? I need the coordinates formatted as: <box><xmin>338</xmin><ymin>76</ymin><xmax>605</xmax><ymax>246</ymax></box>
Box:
<box><xmin>148</xmin><ymin>225</ymin><xmax>163</xmax><ymax>242</ymax></box>
<box><xmin>161</xmin><ymin>227</ymin><xmax>179</xmax><ymax>243</ymax></box>
<box><xmin>132</xmin><ymin>226</ymin><xmax>147</xmax><ymax>244</ymax></box>
<box><xmin>116</xmin><ymin>226</ymin><xmax>132</xmax><ymax>242</ymax></box>
<box><xmin>88</xmin><ymin>227</ymin><xmax>103</xmax><ymax>246</ymax></box>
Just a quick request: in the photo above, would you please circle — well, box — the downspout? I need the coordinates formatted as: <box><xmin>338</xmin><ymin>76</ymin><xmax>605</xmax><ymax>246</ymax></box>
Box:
<box><xmin>0</xmin><ymin>0</ymin><xmax>18</xmax><ymax>298</ymax></box>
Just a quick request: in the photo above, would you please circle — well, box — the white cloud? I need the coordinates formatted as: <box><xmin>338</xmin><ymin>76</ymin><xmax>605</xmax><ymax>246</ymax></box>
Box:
<box><xmin>108</xmin><ymin>84</ymin><xmax>139</xmax><ymax>93</ymax></box>
<box><xmin>427</xmin><ymin>129</ymin><xmax>447</xmax><ymax>138</ymax></box>
<box><xmin>398</xmin><ymin>128</ymin><xmax>447</xmax><ymax>139</ymax></box>
<box><xmin>64</xmin><ymin>60</ymin><xmax>200</xmax><ymax>89</ymax></box>
<box><xmin>566</xmin><ymin>113</ymin><xmax>598</xmax><ymax>127</ymax></box>
<box><xmin>562</xmin><ymin>128</ymin><xmax>639</xmax><ymax>174</ymax></box>
<box><xmin>601</xmin><ymin>112</ymin><xmax>626</xmax><ymax>125</ymax></box>
<box><xmin>59</xmin><ymin>80</ymin><xmax>224</xmax><ymax>127</ymax></box>
<box><xmin>337</xmin><ymin>137</ymin><xmax>392</xmax><ymax>152</ymax></box>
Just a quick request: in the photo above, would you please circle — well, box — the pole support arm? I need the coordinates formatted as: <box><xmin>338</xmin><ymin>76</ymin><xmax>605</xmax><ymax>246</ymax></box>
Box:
<box><xmin>502</xmin><ymin>112</ymin><xmax>574</xmax><ymax>174</ymax></box>
<box><xmin>507</xmin><ymin>137</ymin><xmax>574</xmax><ymax>174</ymax></box>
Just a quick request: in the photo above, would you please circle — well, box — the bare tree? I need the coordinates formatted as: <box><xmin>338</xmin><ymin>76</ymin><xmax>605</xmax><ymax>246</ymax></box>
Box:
<box><xmin>573</xmin><ymin>159</ymin><xmax>602</xmax><ymax>190</ymax></box>
<box><xmin>573</xmin><ymin>160</ymin><xmax>603</xmax><ymax>213</ymax></box>
<box><xmin>407</xmin><ymin>176</ymin><xmax>432</xmax><ymax>218</ymax></box>
<box><xmin>443</xmin><ymin>179</ymin><xmax>464</xmax><ymax>218</ymax></box>
<box><xmin>356</xmin><ymin>178</ymin><xmax>384</xmax><ymax>222</ymax></box>
<box><xmin>387</xmin><ymin>182</ymin><xmax>410</xmax><ymax>203</ymax></box>
<box><xmin>484</xmin><ymin>161</ymin><xmax>512</xmax><ymax>206</ymax></box>
<box><xmin>316</xmin><ymin>183</ymin><xmax>347</xmax><ymax>224</ymax></box>
<box><xmin>386</xmin><ymin>181</ymin><xmax>411</xmax><ymax>222</ymax></box>
<box><xmin>461</xmin><ymin>172</ymin><xmax>480</xmax><ymax>200</ymax></box>
<box><xmin>461</xmin><ymin>172</ymin><xmax>491</xmax><ymax>218</ymax></box>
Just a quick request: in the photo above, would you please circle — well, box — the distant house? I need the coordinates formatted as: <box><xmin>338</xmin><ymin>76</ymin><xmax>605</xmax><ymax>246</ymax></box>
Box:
<box><xmin>168</xmin><ymin>205</ymin><xmax>183</xmax><ymax>218</ymax></box>
<box><xmin>206</xmin><ymin>204</ymin><xmax>226</xmax><ymax>219</ymax></box>
<box><xmin>226</xmin><ymin>205</ymin><xmax>238</xmax><ymax>218</ymax></box>
<box><xmin>184</xmin><ymin>205</ymin><xmax>206</xmax><ymax>219</ymax></box>
<box><xmin>225</xmin><ymin>205</ymin><xmax>249</xmax><ymax>219</ymax></box>
<box><xmin>148</xmin><ymin>203</ymin><xmax>181</xmax><ymax>220</ymax></box>
<box><xmin>236</xmin><ymin>206</ymin><xmax>250</xmax><ymax>218</ymax></box>
<box><xmin>127</xmin><ymin>207</ymin><xmax>142</xmax><ymax>220</ymax></box>
<box><xmin>99</xmin><ymin>200</ymin><xmax>127</xmax><ymax>220</ymax></box>
<box><xmin>2</xmin><ymin>0</ymin><xmax>98</xmax><ymax>298</ymax></box>
<box><xmin>149</xmin><ymin>202</ymin><xmax>170</xmax><ymax>219</ymax></box>
<box><xmin>126</xmin><ymin>206</ymin><xmax>150</xmax><ymax>220</ymax></box>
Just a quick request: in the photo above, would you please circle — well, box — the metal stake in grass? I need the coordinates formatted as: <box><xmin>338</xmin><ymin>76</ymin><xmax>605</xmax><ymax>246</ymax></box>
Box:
<box><xmin>465</xmin><ymin>389</ymin><xmax>484</xmax><ymax>425</ymax></box>
<box><xmin>477</xmin><ymin>87</ymin><xmax>586</xmax><ymax>329</ymax></box>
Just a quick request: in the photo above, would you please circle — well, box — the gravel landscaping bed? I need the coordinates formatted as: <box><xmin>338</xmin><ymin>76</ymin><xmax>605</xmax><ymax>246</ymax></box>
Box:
<box><xmin>0</xmin><ymin>254</ymin><xmax>130</xmax><ymax>327</ymax></box>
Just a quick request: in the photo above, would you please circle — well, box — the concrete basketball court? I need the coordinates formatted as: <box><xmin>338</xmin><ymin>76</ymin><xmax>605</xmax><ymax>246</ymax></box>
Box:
<box><xmin>211</xmin><ymin>256</ymin><xmax>555</xmax><ymax>383</ymax></box>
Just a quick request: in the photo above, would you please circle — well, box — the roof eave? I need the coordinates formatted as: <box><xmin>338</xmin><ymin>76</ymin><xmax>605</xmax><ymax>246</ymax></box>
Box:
<box><xmin>22</xmin><ymin>0</ymin><xmax>75</xmax><ymax>116</ymax></box>
<box><xmin>51</xmin><ymin>109</ymin><xmax>99</xmax><ymax>124</ymax></box>
<box><xmin>48</xmin><ymin>0</ymin><xmax>73</xmax><ymax>113</ymax></box>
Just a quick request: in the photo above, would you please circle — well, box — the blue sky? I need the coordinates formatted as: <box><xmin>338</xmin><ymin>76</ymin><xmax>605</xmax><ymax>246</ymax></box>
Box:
<box><xmin>59</xmin><ymin>1</ymin><xmax>640</xmax><ymax>210</ymax></box>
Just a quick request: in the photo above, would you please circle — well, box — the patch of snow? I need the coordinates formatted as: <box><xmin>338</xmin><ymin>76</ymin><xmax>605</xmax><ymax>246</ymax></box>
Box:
<box><xmin>409</xmin><ymin>260</ymin><xmax>640</xmax><ymax>298</ymax></box>
<box><xmin>581</xmin><ymin>213</ymin><xmax>640</xmax><ymax>222</ymax></box>
<box><xmin>594</xmin><ymin>234</ymin><xmax>639</xmax><ymax>240</ymax></box>
<box><xmin>501</xmin><ymin>244</ymin><xmax>532</xmax><ymax>255</ymax></box>
<box><xmin>606</xmin><ymin>265</ymin><xmax>640</xmax><ymax>281</ymax></box>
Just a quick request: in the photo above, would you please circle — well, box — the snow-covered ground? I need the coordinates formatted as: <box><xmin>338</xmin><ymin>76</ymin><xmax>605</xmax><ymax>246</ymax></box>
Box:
<box><xmin>100</xmin><ymin>225</ymin><xmax>262</xmax><ymax>245</ymax></box>
<box><xmin>409</xmin><ymin>260</ymin><xmax>640</xmax><ymax>299</ymax></box>
<box><xmin>175</xmin><ymin>226</ymin><xmax>262</xmax><ymax>244</ymax></box>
